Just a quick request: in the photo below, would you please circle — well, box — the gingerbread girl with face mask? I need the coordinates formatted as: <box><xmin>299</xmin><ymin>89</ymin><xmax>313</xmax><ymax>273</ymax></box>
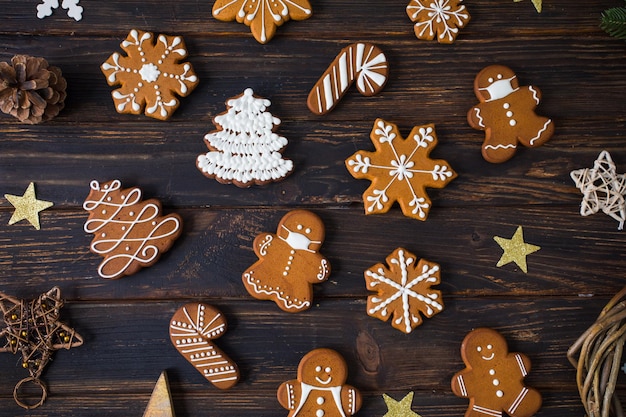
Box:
<box><xmin>468</xmin><ymin>65</ymin><xmax>554</xmax><ymax>163</ymax></box>
<box><xmin>242</xmin><ymin>210</ymin><xmax>330</xmax><ymax>312</ymax></box>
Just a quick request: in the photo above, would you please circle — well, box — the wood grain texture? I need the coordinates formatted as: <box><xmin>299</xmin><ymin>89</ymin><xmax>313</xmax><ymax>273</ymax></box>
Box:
<box><xmin>0</xmin><ymin>0</ymin><xmax>624</xmax><ymax>416</ymax></box>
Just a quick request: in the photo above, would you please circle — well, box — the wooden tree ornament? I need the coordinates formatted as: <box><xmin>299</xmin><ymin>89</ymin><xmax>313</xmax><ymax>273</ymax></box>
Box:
<box><xmin>0</xmin><ymin>287</ymin><xmax>83</xmax><ymax>409</ymax></box>
<box><xmin>568</xmin><ymin>286</ymin><xmax>626</xmax><ymax>417</ymax></box>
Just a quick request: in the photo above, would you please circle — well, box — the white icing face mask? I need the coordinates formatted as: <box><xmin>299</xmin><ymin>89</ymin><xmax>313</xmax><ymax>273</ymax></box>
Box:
<box><xmin>281</xmin><ymin>226</ymin><xmax>320</xmax><ymax>252</ymax></box>
<box><xmin>479</xmin><ymin>76</ymin><xmax>517</xmax><ymax>101</ymax></box>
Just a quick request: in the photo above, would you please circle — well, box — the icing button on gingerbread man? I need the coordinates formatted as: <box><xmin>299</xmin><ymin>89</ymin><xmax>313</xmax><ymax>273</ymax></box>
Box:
<box><xmin>242</xmin><ymin>210</ymin><xmax>330</xmax><ymax>313</ymax></box>
<box><xmin>451</xmin><ymin>328</ymin><xmax>542</xmax><ymax>417</ymax></box>
<box><xmin>278</xmin><ymin>348</ymin><xmax>362</xmax><ymax>417</ymax></box>
<box><xmin>468</xmin><ymin>65</ymin><xmax>554</xmax><ymax>163</ymax></box>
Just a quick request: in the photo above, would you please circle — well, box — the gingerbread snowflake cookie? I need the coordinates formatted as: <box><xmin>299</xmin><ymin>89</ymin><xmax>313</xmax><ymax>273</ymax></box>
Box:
<box><xmin>278</xmin><ymin>348</ymin><xmax>362</xmax><ymax>417</ymax></box>
<box><xmin>346</xmin><ymin>119</ymin><xmax>456</xmax><ymax>221</ymax></box>
<box><xmin>101</xmin><ymin>29</ymin><xmax>199</xmax><ymax>120</ymax></box>
<box><xmin>406</xmin><ymin>0</ymin><xmax>470</xmax><ymax>43</ymax></box>
<box><xmin>451</xmin><ymin>328</ymin><xmax>542</xmax><ymax>417</ymax></box>
<box><xmin>365</xmin><ymin>248</ymin><xmax>443</xmax><ymax>334</ymax></box>
<box><xmin>213</xmin><ymin>0</ymin><xmax>312</xmax><ymax>44</ymax></box>
<box><xmin>169</xmin><ymin>303</ymin><xmax>239</xmax><ymax>389</ymax></box>
<box><xmin>83</xmin><ymin>180</ymin><xmax>182</xmax><ymax>279</ymax></box>
<box><xmin>468</xmin><ymin>65</ymin><xmax>554</xmax><ymax>163</ymax></box>
<box><xmin>197</xmin><ymin>88</ymin><xmax>294</xmax><ymax>187</ymax></box>
<box><xmin>242</xmin><ymin>210</ymin><xmax>330</xmax><ymax>312</ymax></box>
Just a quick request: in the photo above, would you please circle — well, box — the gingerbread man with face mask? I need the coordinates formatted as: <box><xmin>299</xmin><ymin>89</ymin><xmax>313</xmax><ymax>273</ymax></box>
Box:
<box><xmin>451</xmin><ymin>328</ymin><xmax>542</xmax><ymax>417</ymax></box>
<box><xmin>278</xmin><ymin>348</ymin><xmax>362</xmax><ymax>417</ymax></box>
<box><xmin>242</xmin><ymin>210</ymin><xmax>330</xmax><ymax>312</ymax></box>
<box><xmin>468</xmin><ymin>65</ymin><xmax>554</xmax><ymax>163</ymax></box>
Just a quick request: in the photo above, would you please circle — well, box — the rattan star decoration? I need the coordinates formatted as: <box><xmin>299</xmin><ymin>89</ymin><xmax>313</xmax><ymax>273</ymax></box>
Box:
<box><xmin>571</xmin><ymin>151</ymin><xmax>626</xmax><ymax>230</ymax></box>
<box><xmin>5</xmin><ymin>182</ymin><xmax>53</xmax><ymax>230</ymax></box>
<box><xmin>0</xmin><ymin>287</ymin><xmax>83</xmax><ymax>409</ymax></box>
<box><xmin>493</xmin><ymin>226</ymin><xmax>540</xmax><ymax>273</ymax></box>
<box><xmin>383</xmin><ymin>392</ymin><xmax>421</xmax><ymax>417</ymax></box>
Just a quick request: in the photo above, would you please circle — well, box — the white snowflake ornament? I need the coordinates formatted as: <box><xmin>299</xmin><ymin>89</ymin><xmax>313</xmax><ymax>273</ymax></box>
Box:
<box><xmin>37</xmin><ymin>0</ymin><xmax>83</xmax><ymax>21</ymax></box>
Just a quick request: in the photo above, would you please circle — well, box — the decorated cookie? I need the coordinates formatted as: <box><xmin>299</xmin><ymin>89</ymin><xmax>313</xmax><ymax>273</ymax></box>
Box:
<box><xmin>468</xmin><ymin>65</ymin><xmax>554</xmax><ymax>163</ymax></box>
<box><xmin>197</xmin><ymin>88</ymin><xmax>294</xmax><ymax>187</ymax></box>
<box><xmin>212</xmin><ymin>0</ymin><xmax>312</xmax><ymax>44</ymax></box>
<box><xmin>346</xmin><ymin>119</ymin><xmax>457</xmax><ymax>221</ymax></box>
<box><xmin>83</xmin><ymin>180</ymin><xmax>182</xmax><ymax>279</ymax></box>
<box><xmin>365</xmin><ymin>248</ymin><xmax>443</xmax><ymax>334</ymax></box>
<box><xmin>307</xmin><ymin>43</ymin><xmax>388</xmax><ymax>115</ymax></box>
<box><xmin>406</xmin><ymin>0</ymin><xmax>470</xmax><ymax>43</ymax></box>
<box><xmin>169</xmin><ymin>303</ymin><xmax>239</xmax><ymax>389</ymax></box>
<box><xmin>277</xmin><ymin>348</ymin><xmax>362</xmax><ymax>417</ymax></box>
<box><xmin>451</xmin><ymin>328</ymin><xmax>542</xmax><ymax>417</ymax></box>
<box><xmin>242</xmin><ymin>210</ymin><xmax>330</xmax><ymax>312</ymax></box>
<box><xmin>101</xmin><ymin>29</ymin><xmax>198</xmax><ymax>120</ymax></box>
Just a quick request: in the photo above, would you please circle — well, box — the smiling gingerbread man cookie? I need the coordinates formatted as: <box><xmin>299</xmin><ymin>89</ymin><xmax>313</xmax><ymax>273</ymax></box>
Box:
<box><xmin>278</xmin><ymin>348</ymin><xmax>362</xmax><ymax>417</ymax></box>
<box><xmin>242</xmin><ymin>210</ymin><xmax>330</xmax><ymax>313</ymax></box>
<box><xmin>451</xmin><ymin>328</ymin><xmax>542</xmax><ymax>417</ymax></box>
<box><xmin>468</xmin><ymin>65</ymin><xmax>554</xmax><ymax>163</ymax></box>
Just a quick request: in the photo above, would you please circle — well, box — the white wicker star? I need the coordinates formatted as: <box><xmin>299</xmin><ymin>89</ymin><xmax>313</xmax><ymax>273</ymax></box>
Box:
<box><xmin>570</xmin><ymin>151</ymin><xmax>626</xmax><ymax>230</ymax></box>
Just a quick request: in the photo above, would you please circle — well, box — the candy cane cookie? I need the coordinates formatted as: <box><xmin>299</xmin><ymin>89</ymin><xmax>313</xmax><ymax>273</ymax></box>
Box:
<box><xmin>307</xmin><ymin>42</ymin><xmax>389</xmax><ymax>115</ymax></box>
<box><xmin>169</xmin><ymin>303</ymin><xmax>240</xmax><ymax>389</ymax></box>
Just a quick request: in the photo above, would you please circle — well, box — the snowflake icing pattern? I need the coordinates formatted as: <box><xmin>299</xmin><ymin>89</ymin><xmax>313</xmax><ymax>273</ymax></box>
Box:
<box><xmin>406</xmin><ymin>0</ymin><xmax>471</xmax><ymax>44</ymax></box>
<box><xmin>213</xmin><ymin>0</ymin><xmax>312</xmax><ymax>44</ymax></box>
<box><xmin>365</xmin><ymin>248</ymin><xmax>443</xmax><ymax>334</ymax></box>
<box><xmin>101</xmin><ymin>30</ymin><xmax>199</xmax><ymax>120</ymax></box>
<box><xmin>346</xmin><ymin>119</ymin><xmax>456</xmax><ymax>221</ymax></box>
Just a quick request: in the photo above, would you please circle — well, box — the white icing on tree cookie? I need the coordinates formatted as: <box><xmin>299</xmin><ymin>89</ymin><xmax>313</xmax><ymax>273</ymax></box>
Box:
<box><xmin>197</xmin><ymin>88</ymin><xmax>294</xmax><ymax>187</ymax></box>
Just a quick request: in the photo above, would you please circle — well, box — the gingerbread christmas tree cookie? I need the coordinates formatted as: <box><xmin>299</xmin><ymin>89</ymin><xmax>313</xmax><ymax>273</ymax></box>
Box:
<box><xmin>212</xmin><ymin>0</ymin><xmax>312</xmax><ymax>44</ymax></box>
<box><xmin>197</xmin><ymin>88</ymin><xmax>293</xmax><ymax>187</ymax></box>
<box><xmin>83</xmin><ymin>180</ymin><xmax>182</xmax><ymax>279</ymax></box>
<box><xmin>365</xmin><ymin>248</ymin><xmax>443</xmax><ymax>334</ymax></box>
<box><xmin>346</xmin><ymin>119</ymin><xmax>456</xmax><ymax>221</ymax></box>
<box><xmin>101</xmin><ymin>29</ymin><xmax>198</xmax><ymax>120</ymax></box>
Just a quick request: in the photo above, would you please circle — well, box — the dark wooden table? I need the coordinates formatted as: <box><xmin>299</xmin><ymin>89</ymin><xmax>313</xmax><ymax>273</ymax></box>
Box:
<box><xmin>0</xmin><ymin>1</ymin><xmax>625</xmax><ymax>416</ymax></box>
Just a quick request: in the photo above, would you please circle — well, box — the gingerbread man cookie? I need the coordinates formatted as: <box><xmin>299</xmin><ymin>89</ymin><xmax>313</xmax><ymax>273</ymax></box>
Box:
<box><xmin>278</xmin><ymin>348</ymin><xmax>362</xmax><ymax>417</ymax></box>
<box><xmin>451</xmin><ymin>328</ymin><xmax>542</xmax><ymax>417</ymax></box>
<box><xmin>468</xmin><ymin>65</ymin><xmax>554</xmax><ymax>163</ymax></box>
<box><xmin>242</xmin><ymin>210</ymin><xmax>330</xmax><ymax>312</ymax></box>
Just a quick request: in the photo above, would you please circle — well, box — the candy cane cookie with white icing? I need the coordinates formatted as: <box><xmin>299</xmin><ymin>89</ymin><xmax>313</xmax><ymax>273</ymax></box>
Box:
<box><xmin>170</xmin><ymin>303</ymin><xmax>240</xmax><ymax>389</ymax></box>
<box><xmin>83</xmin><ymin>179</ymin><xmax>182</xmax><ymax>279</ymax></box>
<box><xmin>307</xmin><ymin>43</ymin><xmax>389</xmax><ymax>115</ymax></box>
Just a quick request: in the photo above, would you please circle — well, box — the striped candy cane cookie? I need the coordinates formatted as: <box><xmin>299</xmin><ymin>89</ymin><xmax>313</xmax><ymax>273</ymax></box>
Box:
<box><xmin>169</xmin><ymin>303</ymin><xmax>239</xmax><ymax>389</ymax></box>
<box><xmin>307</xmin><ymin>42</ymin><xmax>389</xmax><ymax>115</ymax></box>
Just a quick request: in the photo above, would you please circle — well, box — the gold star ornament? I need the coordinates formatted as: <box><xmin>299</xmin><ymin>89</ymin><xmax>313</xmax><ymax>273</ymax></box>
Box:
<box><xmin>143</xmin><ymin>371</ymin><xmax>176</xmax><ymax>417</ymax></box>
<box><xmin>383</xmin><ymin>392</ymin><xmax>421</xmax><ymax>417</ymax></box>
<box><xmin>5</xmin><ymin>182</ymin><xmax>53</xmax><ymax>230</ymax></box>
<box><xmin>493</xmin><ymin>226</ymin><xmax>540</xmax><ymax>273</ymax></box>
<box><xmin>514</xmin><ymin>0</ymin><xmax>542</xmax><ymax>13</ymax></box>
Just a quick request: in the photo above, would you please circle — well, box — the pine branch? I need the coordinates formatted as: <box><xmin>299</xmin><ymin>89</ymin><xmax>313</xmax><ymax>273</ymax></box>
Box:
<box><xmin>601</xmin><ymin>5</ymin><xmax>626</xmax><ymax>41</ymax></box>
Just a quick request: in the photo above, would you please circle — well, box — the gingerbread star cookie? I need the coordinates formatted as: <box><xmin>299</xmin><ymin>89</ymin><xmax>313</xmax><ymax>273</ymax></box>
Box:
<box><xmin>277</xmin><ymin>348</ymin><xmax>362</xmax><ymax>417</ymax></box>
<box><xmin>406</xmin><ymin>0</ymin><xmax>471</xmax><ymax>43</ymax></box>
<box><xmin>101</xmin><ymin>29</ymin><xmax>199</xmax><ymax>120</ymax></box>
<box><xmin>346</xmin><ymin>119</ymin><xmax>457</xmax><ymax>221</ymax></box>
<box><xmin>212</xmin><ymin>0</ymin><xmax>312</xmax><ymax>44</ymax></box>
<box><xmin>451</xmin><ymin>328</ymin><xmax>542</xmax><ymax>417</ymax></box>
<box><xmin>365</xmin><ymin>248</ymin><xmax>443</xmax><ymax>334</ymax></box>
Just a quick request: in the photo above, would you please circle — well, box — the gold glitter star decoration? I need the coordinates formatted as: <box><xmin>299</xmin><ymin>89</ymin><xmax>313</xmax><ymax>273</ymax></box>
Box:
<box><xmin>4</xmin><ymin>182</ymin><xmax>53</xmax><ymax>230</ymax></box>
<box><xmin>0</xmin><ymin>287</ymin><xmax>83</xmax><ymax>409</ymax></box>
<box><xmin>383</xmin><ymin>392</ymin><xmax>421</xmax><ymax>417</ymax></box>
<box><xmin>571</xmin><ymin>151</ymin><xmax>626</xmax><ymax>230</ymax></box>
<box><xmin>514</xmin><ymin>0</ymin><xmax>542</xmax><ymax>13</ymax></box>
<box><xmin>143</xmin><ymin>371</ymin><xmax>176</xmax><ymax>417</ymax></box>
<box><xmin>493</xmin><ymin>226</ymin><xmax>541</xmax><ymax>273</ymax></box>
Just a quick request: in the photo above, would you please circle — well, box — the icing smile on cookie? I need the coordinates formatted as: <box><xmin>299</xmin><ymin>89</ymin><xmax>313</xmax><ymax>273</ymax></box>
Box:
<box><xmin>314</xmin><ymin>366</ymin><xmax>333</xmax><ymax>385</ymax></box>
<box><xmin>477</xmin><ymin>344</ymin><xmax>495</xmax><ymax>361</ymax></box>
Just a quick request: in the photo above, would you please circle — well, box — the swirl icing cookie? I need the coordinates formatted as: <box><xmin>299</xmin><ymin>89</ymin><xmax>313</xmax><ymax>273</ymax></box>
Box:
<box><xmin>277</xmin><ymin>348</ymin><xmax>362</xmax><ymax>417</ymax></box>
<box><xmin>468</xmin><ymin>65</ymin><xmax>554</xmax><ymax>163</ymax></box>
<box><xmin>101</xmin><ymin>29</ymin><xmax>198</xmax><ymax>120</ymax></box>
<box><xmin>307</xmin><ymin>43</ymin><xmax>388</xmax><ymax>115</ymax></box>
<box><xmin>242</xmin><ymin>210</ymin><xmax>330</xmax><ymax>312</ymax></box>
<box><xmin>83</xmin><ymin>180</ymin><xmax>182</xmax><ymax>279</ymax></box>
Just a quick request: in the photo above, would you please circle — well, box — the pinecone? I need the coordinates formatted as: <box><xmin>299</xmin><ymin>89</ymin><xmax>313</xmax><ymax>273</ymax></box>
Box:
<box><xmin>0</xmin><ymin>55</ymin><xmax>67</xmax><ymax>124</ymax></box>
